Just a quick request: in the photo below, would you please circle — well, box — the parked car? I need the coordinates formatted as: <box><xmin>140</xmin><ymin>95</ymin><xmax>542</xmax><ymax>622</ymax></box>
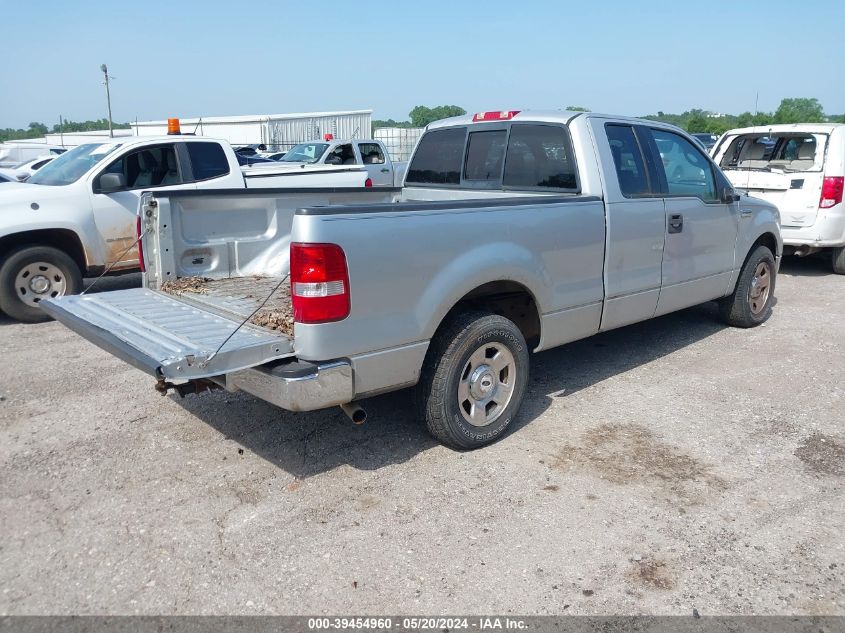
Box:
<box><xmin>0</xmin><ymin>155</ymin><xmax>56</xmax><ymax>182</ymax></box>
<box><xmin>43</xmin><ymin>110</ymin><xmax>781</xmax><ymax>450</ymax></box>
<box><xmin>712</xmin><ymin>123</ymin><xmax>845</xmax><ymax>273</ymax></box>
<box><xmin>235</xmin><ymin>152</ymin><xmax>276</xmax><ymax>166</ymax></box>
<box><xmin>0</xmin><ymin>143</ymin><xmax>65</xmax><ymax>168</ymax></box>
<box><xmin>691</xmin><ymin>133</ymin><xmax>718</xmax><ymax>152</ymax></box>
<box><xmin>278</xmin><ymin>138</ymin><xmax>398</xmax><ymax>186</ymax></box>
<box><xmin>0</xmin><ymin>134</ymin><xmax>395</xmax><ymax>322</ymax></box>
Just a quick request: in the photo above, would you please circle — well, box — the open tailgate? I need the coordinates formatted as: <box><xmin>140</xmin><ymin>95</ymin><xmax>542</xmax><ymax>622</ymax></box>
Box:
<box><xmin>41</xmin><ymin>289</ymin><xmax>294</xmax><ymax>380</ymax></box>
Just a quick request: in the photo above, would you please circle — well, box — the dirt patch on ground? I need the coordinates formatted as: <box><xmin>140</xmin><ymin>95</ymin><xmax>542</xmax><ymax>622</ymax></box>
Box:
<box><xmin>161</xmin><ymin>276</ymin><xmax>212</xmax><ymax>295</ymax></box>
<box><xmin>552</xmin><ymin>423</ymin><xmax>727</xmax><ymax>503</ymax></box>
<box><xmin>794</xmin><ymin>433</ymin><xmax>845</xmax><ymax>476</ymax></box>
<box><xmin>629</xmin><ymin>557</ymin><xmax>676</xmax><ymax>590</ymax></box>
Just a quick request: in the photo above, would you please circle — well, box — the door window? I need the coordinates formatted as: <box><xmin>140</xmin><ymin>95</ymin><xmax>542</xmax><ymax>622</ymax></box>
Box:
<box><xmin>464</xmin><ymin>130</ymin><xmax>507</xmax><ymax>182</ymax></box>
<box><xmin>186</xmin><ymin>142</ymin><xmax>229</xmax><ymax>181</ymax></box>
<box><xmin>650</xmin><ymin>129</ymin><xmax>717</xmax><ymax>201</ymax></box>
<box><xmin>99</xmin><ymin>145</ymin><xmax>182</xmax><ymax>190</ymax></box>
<box><xmin>325</xmin><ymin>144</ymin><xmax>355</xmax><ymax>165</ymax></box>
<box><xmin>358</xmin><ymin>143</ymin><xmax>385</xmax><ymax>165</ymax></box>
<box><xmin>605</xmin><ymin>124</ymin><xmax>650</xmax><ymax>196</ymax></box>
<box><xmin>503</xmin><ymin>124</ymin><xmax>577</xmax><ymax>190</ymax></box>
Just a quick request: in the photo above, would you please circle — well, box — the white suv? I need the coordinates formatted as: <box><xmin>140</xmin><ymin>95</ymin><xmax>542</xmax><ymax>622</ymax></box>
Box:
<box><xmin>713</xmin><ymin>123</ymin><xmax>845</xmax><ymax>273</ymax></box>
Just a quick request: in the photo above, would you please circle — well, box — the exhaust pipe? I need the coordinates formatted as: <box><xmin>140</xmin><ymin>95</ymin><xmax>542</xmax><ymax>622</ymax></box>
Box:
<box><xmin>340</xmin><ymin>402</ymin><xmax>367</xmax><ymax>425</ymax></box>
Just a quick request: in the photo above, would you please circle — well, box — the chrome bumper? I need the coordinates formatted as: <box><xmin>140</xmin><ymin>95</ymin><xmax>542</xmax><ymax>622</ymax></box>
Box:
<box><xmin>227</xmin><ymin>360</ymin><xmax>353</xmax><ymax>412</ymax></box>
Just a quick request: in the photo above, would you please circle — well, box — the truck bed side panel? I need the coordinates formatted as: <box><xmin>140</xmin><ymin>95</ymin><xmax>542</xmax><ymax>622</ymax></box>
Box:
<box><xmin>293</xmin><ymin>196</ymin><xmax>606</xmax><ymax>363</ymax></box>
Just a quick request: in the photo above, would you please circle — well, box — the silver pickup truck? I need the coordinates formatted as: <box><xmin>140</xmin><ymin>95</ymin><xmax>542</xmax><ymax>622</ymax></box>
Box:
<box><xmin>42</xmin><ymin>110</ymin><xmax>782</xmax><ymax>449</ymax></box>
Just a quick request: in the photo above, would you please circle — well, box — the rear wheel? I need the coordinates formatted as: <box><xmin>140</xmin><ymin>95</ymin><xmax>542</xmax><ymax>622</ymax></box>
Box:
<box><xmin>416</xmin><ymin>311</ymin><xmax>529</xmax><ymax>450</ymax></box>
<box><xmin>718</xmin><ymin>245</ymin><xmax>776</xmax><ymax>328</ymax></box>
<box><xmin>832</xmin><ymin>246</ymin><xmax>845</xmax><ymax>275</ymax></box>
<box><xmin>0</xmin><ymin>246</ymin><xmax>82</xmax><ymax>323</ymax></box>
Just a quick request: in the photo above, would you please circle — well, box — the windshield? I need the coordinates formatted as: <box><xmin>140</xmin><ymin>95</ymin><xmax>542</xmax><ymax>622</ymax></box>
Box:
<box><xmin>278</xmin><ymin>143</ymin><xmax>329</xmax><ymax>164</ymax></box>
<box><xmin>27</xmin><ymin>143</ymin><xmax>122</xmax><ymax>186</ymax></box>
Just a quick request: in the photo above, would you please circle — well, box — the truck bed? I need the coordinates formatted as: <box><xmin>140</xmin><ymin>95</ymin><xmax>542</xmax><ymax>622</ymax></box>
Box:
<box><xmin>160</xmin><ymin>275</ymin><xmax>293</xmax><ymax>336</ymax></box>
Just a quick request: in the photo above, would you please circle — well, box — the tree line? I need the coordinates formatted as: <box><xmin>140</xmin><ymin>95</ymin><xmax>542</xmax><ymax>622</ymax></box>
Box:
<box><xmin>373</xmin><ymin>99</ymin><xmax>843</xmax><ymax>133</ymax></box>
<box><xmin>0</xmin><ymin>118</ymin><xmax>131</xmax><ymax>143</ymax></box>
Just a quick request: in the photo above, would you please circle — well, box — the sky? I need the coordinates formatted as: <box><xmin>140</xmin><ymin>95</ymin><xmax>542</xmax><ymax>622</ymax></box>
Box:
<box><xmin>1</xmin><ymin>0</ymin><xmax>844</xmax><ymax>130</ymax></box>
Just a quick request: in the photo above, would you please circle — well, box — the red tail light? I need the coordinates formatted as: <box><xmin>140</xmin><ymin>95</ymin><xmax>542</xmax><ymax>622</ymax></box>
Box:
<box><xmin>136</xmin><ymin>215</ymin><xmax>145</xmax><ymax>272</ymax></box>
<box><xmin>820</xmin><ymin>176</ymin><xmax>844</xmax><ymax>209</ymax></box>
<box><xmin>364</xmin><ymin>177</ymin><xmax>373</xmax><ymax>187</ymax></box>
<box><xmin>472</xmin><ymin>110</ymin><xmax>520</xmax><ymax>122</ymax></box>
<box><xmin>290</xmin><ymin>243</ymin><xmax>350</xmax><ymax>323</ymax></box>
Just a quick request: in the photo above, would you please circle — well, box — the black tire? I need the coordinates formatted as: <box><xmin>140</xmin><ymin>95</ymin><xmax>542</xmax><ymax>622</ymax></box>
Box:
<box><xmin>0</xmin><ymin>245</ymin><xmax>82</xmax><ymax>323</ymax></box>
<box><xmin>718</xmin><ymin>245</ymin><xmax>776</xmax><ymax>328</ymax></box>
<box><xmin>832</xmin><ymin>247</ymin><xmax>845</xmax><ymax>275</ymax></box>
<box><xmin>416</xmin><ymin>311</ymin><xmax>529</xmax><ymax>450</ymax></box>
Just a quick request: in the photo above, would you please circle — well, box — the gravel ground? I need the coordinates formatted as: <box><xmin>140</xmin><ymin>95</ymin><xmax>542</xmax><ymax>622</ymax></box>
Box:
<box><xmin>0</xmin><ymin>260</ymin><xmax>843</xmax><ymax>616</ymax></box>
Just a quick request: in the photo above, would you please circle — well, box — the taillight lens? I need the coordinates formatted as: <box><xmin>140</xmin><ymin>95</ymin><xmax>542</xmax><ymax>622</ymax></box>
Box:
<box><xmin>290</xmin><ymin>243</ymin><xmax>350</xmax><ymax>323</ymax></box>
<box><xmin>364</xmin><ymin>177</ymin><xmax>373</xmax><ymax>188</ymax></box>
<box><xmin>136</xmin><ymin>215</ymin><xmax>145</xmax><ymax>272</ymax></box>
<box><xmin>820</xmin><ymin>176</ymin><xmax>844</xmax><ymax>209</ymax></box>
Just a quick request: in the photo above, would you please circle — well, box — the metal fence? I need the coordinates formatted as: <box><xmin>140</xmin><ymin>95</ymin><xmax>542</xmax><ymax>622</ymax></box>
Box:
<box><xmin>373</xmin><ymin>127</ymin><xmax>424</xmax><ymax>162</ymax></box>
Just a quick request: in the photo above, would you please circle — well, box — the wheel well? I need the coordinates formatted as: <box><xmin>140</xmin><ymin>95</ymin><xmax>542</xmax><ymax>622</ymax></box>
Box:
<box><xmin>752</xmin><ymin>232</ymin><xmax>779</xmax><ymax>258</ymax></box>
<box><xmin>0</xmin><ymin>230</ymin><xmax>87</xmax><ymax>272</ymax></box>
<box><xmin>442</xmin><ymin>281</ymin><xmax>541</xmax><ymax>349</ymax></box>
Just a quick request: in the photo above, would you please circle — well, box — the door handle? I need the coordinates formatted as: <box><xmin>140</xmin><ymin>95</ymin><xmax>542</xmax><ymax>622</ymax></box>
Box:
<box><xmin>668</xmin><ymin>213</ymin><xmax>684</xmax><ymax>234</ymax></box>
<box><xmin>380</xmin><ymin>168</ymin><xmax>390</xmax><ymax>173</ymax></box>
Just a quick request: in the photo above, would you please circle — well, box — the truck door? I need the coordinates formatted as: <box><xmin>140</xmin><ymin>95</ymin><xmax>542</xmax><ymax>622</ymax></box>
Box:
<box><xmin>88</xmin><ymin>143</ymin><xmax>196</xmax><ymax>270</ymax></box>
<box><xmin>357</xmin><ymin>142</ymin><xmax>392</xmax><ymax>186</ymax></box>
<box><xmin>644</xmin><ymin>128</ymin><xmax>739</xmax><ymax>315</ymax></box>
<box><xmin>597</xmin><ymin>122</ymin><xmax>667</xmax><ymax>331</ymax></box>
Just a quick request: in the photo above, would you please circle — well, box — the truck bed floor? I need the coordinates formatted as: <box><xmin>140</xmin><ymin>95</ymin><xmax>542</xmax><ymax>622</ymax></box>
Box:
<box><xmin>162</xmin><ymin>276</ymin><xmax>293</xmax><ymax>336</ymax></box>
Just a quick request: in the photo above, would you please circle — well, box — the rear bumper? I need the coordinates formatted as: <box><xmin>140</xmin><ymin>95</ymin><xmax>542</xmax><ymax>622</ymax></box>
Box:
<box><xmin>781</xmin><ymin>208</ymin><xmax>845</xmax><ymax>247</ymax></box>
<box><xmin>226</xmin><ymin>359</ymin><xmax>354</xmax><ymax>412</ymax></box>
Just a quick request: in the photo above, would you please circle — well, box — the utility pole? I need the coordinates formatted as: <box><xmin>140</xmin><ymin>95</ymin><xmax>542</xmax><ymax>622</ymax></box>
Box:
<box><xmin>100</xmin><ymin>64</ymin><xmax>113</xmax><ymax>138</ymax></box>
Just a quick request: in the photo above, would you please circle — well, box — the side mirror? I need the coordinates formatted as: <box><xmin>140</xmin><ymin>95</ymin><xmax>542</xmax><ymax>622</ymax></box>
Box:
<box><xmin>721</xmin><ymin>187</ymin><xmax>741</xmax><ymax>203</ymax></box>
<box><xmin>98</xmin><ymin>173</ymin><xmax>126</xmax><ymax>193</ymax></box>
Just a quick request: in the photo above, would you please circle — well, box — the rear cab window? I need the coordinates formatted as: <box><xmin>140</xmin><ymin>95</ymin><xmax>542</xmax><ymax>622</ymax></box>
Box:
<box><xmin>605</xmin><ymin>124</ymin><xmax>651</xmax><ymax>196</ymax></box>
<box><xmin>186</xmin><ymin>142</ymin><xmax>230</xmax><ymax>181</ymax></box>
<box><xmin>358</xmin><ymin>143</ymin><xmax>386</xmax><ymax>164</ymax></box>
<box><xmin>406</xmin><ymin>122</ymin><xmax>579</xmax><ymax>192</ymax></box>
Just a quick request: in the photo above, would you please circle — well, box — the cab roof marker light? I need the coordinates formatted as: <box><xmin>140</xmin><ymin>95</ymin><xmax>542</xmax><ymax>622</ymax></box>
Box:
<box><xmin>472</xmin><ymin>110</ymin><xmax>521</xmax><ymax>122</ymax></box>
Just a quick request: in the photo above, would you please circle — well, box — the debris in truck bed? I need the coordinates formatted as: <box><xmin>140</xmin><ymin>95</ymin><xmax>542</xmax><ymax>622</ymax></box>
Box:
<box><xmin>160</xmin><ymin>277</ymin><xmax>213</xmax><ymax>295</ymax></box>
<box><xmin>249</xmin><ymin>305</ymin><xmax>294</xmax><ymax>336</ymax></box>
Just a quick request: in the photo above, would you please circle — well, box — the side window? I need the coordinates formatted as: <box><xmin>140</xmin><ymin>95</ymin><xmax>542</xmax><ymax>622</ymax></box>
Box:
<box><xmin>650</xmin><ymin>129</ymin><xmax>717</xmax><ymax>201</ymax></box>
<box><xmin>325</xmin><ymin>144</ymin><xmax>355</xmax><ymax>165</ymax></box>
<box><xmin>100</xmin><ymin>145</ymin><xmax>181</xmax><ymax>190</ymax></box>
<box><xmin>464</xmin><ymin>130</ymin><xmax>506</xmax><ymax>182</ymax></box>
<box><xmin>186</xmin><ymin>142</ymin><xmax>229</xmax><ymax>181</ymax></box>
<box><xmin>605</xmin><ymin>124</ymin><xmax>650</xmax><ymax>196</ymax></box>
<box><xmin>358</xmin><ymin>143</ymin><xmax>385</xmax><ymax>165</ymax></box>
<box><xmin>406</xmin><ymin>127</ymin><xmax>466</xmax><ymax>185</ymax></box>
<box><xmin>503</xmin><ymin>124</ymin><xmax>577</xmax><ymax>190</ymax></box>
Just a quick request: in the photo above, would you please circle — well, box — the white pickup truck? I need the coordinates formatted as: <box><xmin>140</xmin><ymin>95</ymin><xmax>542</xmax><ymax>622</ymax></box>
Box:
<box><xmin>43</xmin><ymin>110</ymin><xmax>782</xmax><ymax>450</ymax></box>
<box><xmin>273</xmin><ymin>138</ymin><xmax>400</xmax><ymax>186</ymax></box>
<box><xmin>0</xmin><ymin>135</ymin><xmax>396</xmax><ymax>322</ymax></box>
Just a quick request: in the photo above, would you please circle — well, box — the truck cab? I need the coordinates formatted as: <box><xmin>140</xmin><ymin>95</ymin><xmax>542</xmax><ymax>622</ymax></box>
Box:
<box><xmin>276</xmin><ymin>138</ymin><xmax>395</xmax><ymax>186</ymax></box>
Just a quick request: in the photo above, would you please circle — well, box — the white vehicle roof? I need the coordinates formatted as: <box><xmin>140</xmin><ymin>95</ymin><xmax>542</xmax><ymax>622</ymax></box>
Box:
<box><xmin>723</xmin><ymin>123</ymin><xmax>845</xmax><ymax>135</ymax></box>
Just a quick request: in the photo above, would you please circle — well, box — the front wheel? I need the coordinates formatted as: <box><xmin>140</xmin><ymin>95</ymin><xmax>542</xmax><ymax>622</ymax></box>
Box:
<box><xmin>718</xmin><ymin>245</ymin><xmax>776</xmax><ymax>328</ymax></box>
<box><xmin>416</xmin><ymin>311</ymin><xmax>529</xmax><ymax>450</ymax></box>
<box><xmin>0</xmin><ymin>246</ymin><xmax>83</xmax><ymax>323</ymax></box>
